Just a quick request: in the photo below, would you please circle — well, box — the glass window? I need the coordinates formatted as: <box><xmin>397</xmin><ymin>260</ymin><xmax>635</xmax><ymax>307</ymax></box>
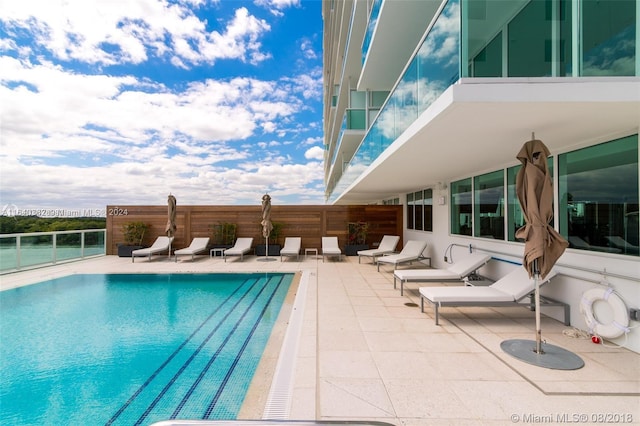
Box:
<box><xmin>406</xmin><ymin>192</ymin><xmax>415</xmax><ymax>230</ymax></box>
<box><xmin>581</xmin><ymin>0</ymin><xmax>636</xmax><ymax>76</ymax></box>
<box><xmin>406</xmin><ymin>189</ymin><xmax>433</xmax><ymax>232</ymax></box>
<box><xmin>464</xmin><ymin>0</ymin><xmax>574</xmax><ymax>78</ymax></box>
<box><xmin>474</xmin><ymin>171</ymin><xmax>504</xmax><ymax>239</ymax></box>
<box><xmin>370</xmin><ymin>91</ymin><xmax>389</xmax><ymax>108</ymax></box>
<box><xmin>424</xmin><ymin>189</ymin><xmax>433</xmax><ymax>232</ymax></box>
<box><xmin>414</xmin><ymin>190</ymin><xmax>424</xmax><ymax>231</ymax></box>
<box><xmin>384</xmin><ymin>197</ymin><xmax>399</xmax><ymax>205</ymax></box>
<box><xmin>507</xmin><ymin>158</ymin><xmax>554</xmax><ymax>242</ymax></box>
<box><xmin>559</xmin><ymin>135</ymin><xmax>639</xmax><ymax>256</ymax></box>
<box><xmin>451</xmin><ymin>178</ymin><xmax>472</xmax><ymax>236</ymax></box>
<box><xmin>350</xmin><ymin>90</ymin><xmax>366</xmax><ymax>108</ymax></box>
<box><xmin>470</xmin><ymin>31</ymin><xmax>502</xmax><ymax>77</ymax></box>
<box><xmin>508</xmin><ymin>0</ymin><xmax>553</xmax><ymax>77</ymax></box>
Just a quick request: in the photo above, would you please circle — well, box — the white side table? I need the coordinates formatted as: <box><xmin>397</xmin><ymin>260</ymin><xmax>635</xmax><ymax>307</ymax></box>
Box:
<box><xmin>210</xmin><ymin>248</ymin><xmax>225</xmax><ymax>258</ymax></box>
<box><xmin>305</xmin><ymin>248</ymin><xmax>318</xmax><ymax>259</ymax></box>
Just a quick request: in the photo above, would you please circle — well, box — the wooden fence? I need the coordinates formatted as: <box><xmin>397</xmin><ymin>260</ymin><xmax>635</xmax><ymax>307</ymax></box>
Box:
<box><xmin>106</xmin><ymin>204</ymin><xmax>403</xmax><ymax>255</ymax></box>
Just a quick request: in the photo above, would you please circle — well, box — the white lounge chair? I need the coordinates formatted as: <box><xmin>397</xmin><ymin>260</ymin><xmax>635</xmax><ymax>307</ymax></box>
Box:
<box><xmin>419</xmin><ymin>268</ymin><xmax>569</xmax><ymax>325</ymax></box>
<box><xmin>131</xmin><ymin>236</ymin><xmax>173</xmax><ymax>262</ymax></box>
<box><xmin>322</xmin><ymin>237</ymin><xmax>342</xmax><ymax>262</ymax></box>
<box><xmin>375</xmin><ymin>240</ymin><xmax>428</xmax><ymax>271</ymax></box>
<box><xmin>174</xmin><ymin>237</ymin><xmax>210</xmax><ymax>262</ymax></box>
<box><xmin>393</xmin><ymin>253</ymin><xmax>492</xmax><ymax>295</ymax></box>
<box><xmin>357</xmin><ymin>235</ymin><xmax>400</xmax><ymax>264</ymax></box>
<box><xmin>280</xmin><ymin>237</ymin><xmax>302</xmax><ymax>261</ymax></box>
<box><xmin>223</xmin><ymin>238</ymin><xmax>253</xmax><ymax>262</ymax></box>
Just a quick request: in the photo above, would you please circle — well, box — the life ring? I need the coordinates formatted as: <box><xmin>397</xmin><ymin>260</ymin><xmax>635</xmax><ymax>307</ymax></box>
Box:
<box><xmin>580</xmin><ymin>287</ymin><xmax>629</xmax><ymax>339</ymax></box>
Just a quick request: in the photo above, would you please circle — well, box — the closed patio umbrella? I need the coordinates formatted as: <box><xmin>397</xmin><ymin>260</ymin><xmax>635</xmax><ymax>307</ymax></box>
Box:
<box><xmin>165</xmin><ymin>194</ymin><xmax>177</xmax><ymax>258</ymax></box>
<box><xmin>514</xmin><ymin>139</ymin><xmax>567</xmax><ymax>281</ymax></box>
<box><xmin>502</xmin><ymin>137</ymin><xmax>582</xmax><ymax>369</ymax></box>
<box><xmin>259</xmin><ymin>193</ymin><xmax>275</xmax><ymax>261</ymax></box>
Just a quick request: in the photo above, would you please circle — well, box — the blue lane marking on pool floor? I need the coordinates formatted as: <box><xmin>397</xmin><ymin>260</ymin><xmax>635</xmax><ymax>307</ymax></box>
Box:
<box><xmin>106</xmin><ymin>277</ymin><xmax>258</xmax><ymax>425</ymax></box>
<box><xmin>107</xmin><ymin>274</ymin><xmax>287</xmax><ymax>425</ymax></box>
<box><xmin>202</xmin><ymin>275</ymin><xmax>285</xmax><ymax>419</ymax></box>
<box><xmin>133</xmin><ymin>277</ymin><xmax>265</xmax><ymax>425</ymax></box>
<box><xmin>170</xmin><ymin>275</ymin><xmax>284</xmax><ymax>420</ymax></box>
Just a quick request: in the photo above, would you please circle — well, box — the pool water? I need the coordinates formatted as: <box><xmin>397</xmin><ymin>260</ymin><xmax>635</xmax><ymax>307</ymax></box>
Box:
<box><xmin>0</xmin><ymin>273</ymin><xmax>293</xmax><ymax>425</ymax></box>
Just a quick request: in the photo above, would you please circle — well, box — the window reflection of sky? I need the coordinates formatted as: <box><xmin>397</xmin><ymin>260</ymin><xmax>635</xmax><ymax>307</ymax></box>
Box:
<box><xmin>566</xmin><ymin>164</ymin><xmax>639</xmax><ymax>204</ymax></box>
<box><xmin>332</xmin><ymin>0</ymin><xmax>461</xmax><ymax>201</ymax></box>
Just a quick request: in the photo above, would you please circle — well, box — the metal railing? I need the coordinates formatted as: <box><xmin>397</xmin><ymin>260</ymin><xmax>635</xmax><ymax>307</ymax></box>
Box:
<box><xmin>0</xmin><ymin>229</ymin><xmax>106</xmax><ymax>274</ymax></box>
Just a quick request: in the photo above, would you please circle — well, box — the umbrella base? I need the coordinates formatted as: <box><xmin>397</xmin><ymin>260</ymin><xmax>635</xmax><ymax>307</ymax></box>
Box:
<box><xmin>257</xmin><ymin>257</ymin><xmax>277</xmax><ymax>262</ymax></box>
<box><xmin>501</xmin><ymin>339</ymin><xmax>584</xmax><ymax>370</ymax></box>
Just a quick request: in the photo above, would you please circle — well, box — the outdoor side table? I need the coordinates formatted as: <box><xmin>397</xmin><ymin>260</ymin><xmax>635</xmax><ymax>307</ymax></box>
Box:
<box><xmin>210</xmin><ymin>248</ymin><xmax>225</xmax><ymax>258</ymax></box>
<box><xmin>305</xmin><ymin>248</ymin><xmax>318</xmax><ymax>259</ymax></box>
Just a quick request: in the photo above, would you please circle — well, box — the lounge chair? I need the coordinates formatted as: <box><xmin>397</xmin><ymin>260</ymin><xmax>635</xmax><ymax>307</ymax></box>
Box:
<box><xmin>375</xmin><ymin>240</ymin><xmax>428</xmax><ymax>271</ymax></box>
<box><xmin>322</xmin><ymin>237</ymin><xmax>342</xmax><ymax>262</ymax></box>
<box><xmin>223</xmin><ymin>237</ymin><xmax>253</xmax><ymax>262</ymax></box>
<box><xmin>280</xmin><ymin>237</ymin><xmax>302</xmax><ymax>261</ymax></box>
<box><xmin>131</xmin><ymin>236</ymin><xmax>173</xmax><ymax>262</ymax></box>
<box><xmin>393</xmin><ymin>253</ymin><xmax>492</xmax><ymax>295</ymax></box>
<box><xmin>419</xmin><ymin>268</ymin><xmax>569</xmax><ymax>325</ymax></box>
<box><xmin>174</xmin><ymin>237</ymin><xmax>210</xmax><ymax>262</ymax></box>
<box><xmin>357</xmin><ymin>235</ymin><xmax>400</xmax><ymax>264</ymax></box>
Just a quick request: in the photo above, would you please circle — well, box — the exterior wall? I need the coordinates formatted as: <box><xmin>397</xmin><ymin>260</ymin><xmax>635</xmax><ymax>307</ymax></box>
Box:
<box><xmin>106</xmin><ymin>205</ymin><xmax>403</xmax><ymax>255</ymax></box>
<box><xmin>322</xmin><ymin>0</ymin><xmax>639</xmax><ymax>353</ymax></box>
<box><xmin>402</xmin><ymin>195</ymin><xmax>640</xmax><ymax>354</ymax></box>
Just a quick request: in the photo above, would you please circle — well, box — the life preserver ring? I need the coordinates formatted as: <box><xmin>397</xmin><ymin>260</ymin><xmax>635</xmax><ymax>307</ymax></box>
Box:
<box><xmin>580</xmin><ymin>287</ymin><xmax>629</xmax><ymax>339</ymax></box>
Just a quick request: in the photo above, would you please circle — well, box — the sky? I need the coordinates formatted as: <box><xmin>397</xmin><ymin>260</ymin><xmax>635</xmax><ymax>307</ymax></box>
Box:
<box><xmin>0</xmin><ymin>0</ymin><xmax>325</xmax><ymax>217</ymax></box>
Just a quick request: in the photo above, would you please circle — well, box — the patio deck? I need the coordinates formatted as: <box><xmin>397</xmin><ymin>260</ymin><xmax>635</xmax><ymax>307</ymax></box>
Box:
<box><xmin>1</xmin><ymin>254</ymin><xmax>638</xmax><ymax>425</ymax></box>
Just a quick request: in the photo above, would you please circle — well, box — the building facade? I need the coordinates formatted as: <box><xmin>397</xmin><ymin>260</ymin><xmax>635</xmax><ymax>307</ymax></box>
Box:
<box><xmin>322</xmin><ymin>0</ymin><xmax>639</xmax><ymax>351</ymax></box>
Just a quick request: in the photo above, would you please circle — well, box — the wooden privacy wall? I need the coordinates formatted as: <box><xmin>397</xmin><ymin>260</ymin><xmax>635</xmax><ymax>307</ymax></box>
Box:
<box><xmin>106</xmin><ymin>205</ymin><xmax>403</xmax><ymax>255</ymax></box>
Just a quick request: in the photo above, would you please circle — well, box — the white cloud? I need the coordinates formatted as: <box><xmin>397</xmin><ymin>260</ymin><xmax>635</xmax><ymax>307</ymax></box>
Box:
<box><xmin>304</xmin><ymin>146</ymin><xmax>324</xmax><ymax>161</ymax></box>
<box><xmin>0</xmin><ymin>0</ymin><xmax>326</xmax><ymax>208</ymax></box>
<box><xmin>0</xmin><ymin>0</ymin><xmax>272</xmax><ymax>67</ymax></box>
<box><xmin>300</xmin><ymin>38</ymin><xmax>316</xmax><ymax>59</ymax></box>
<box><xmin>254</xmin><ymin>0</ymin><xmax>300</xmax><ymax>16</ymax></box>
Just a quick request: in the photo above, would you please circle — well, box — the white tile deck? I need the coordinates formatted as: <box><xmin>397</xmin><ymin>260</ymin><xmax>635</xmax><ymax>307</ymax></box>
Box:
<box><xmin>1</xmin><ymin>254</ymin><xmax>639</xmax><ymax>425</ymax></box>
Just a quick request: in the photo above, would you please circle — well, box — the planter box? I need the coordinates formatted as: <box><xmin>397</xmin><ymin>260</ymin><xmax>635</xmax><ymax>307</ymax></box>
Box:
<box><xmin>345</xmin><ymin>244</ymin><xmax>369</xmax><ymax>256</ymax></box>
<box><xmin>117</xmin><ymin>245</ymin><xmax>143</xmax><ymax>257</ymax></box>
<box><xmin>255</xmin><ymin>244</ymin><xmax>281</xmax><ymax>256</ymax></box>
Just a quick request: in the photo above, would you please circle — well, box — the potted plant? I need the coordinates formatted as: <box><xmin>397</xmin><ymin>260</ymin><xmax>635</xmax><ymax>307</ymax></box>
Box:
<box><xmin>345</xmin><ymin>221</ymin><xmax>369</xmax><ymax>256</ymax></box>
<box><xmin>118</xmin><ymin>221</ymin><xmax>148</xmax><ymax>257</ymax></box>
<box><xmin>210</xmin><ymin>222</ymin><xmax>237</xmax><ymax>249</ymax></box>
<box><xmin>256</xmin><ymin>221</ymin><xmax>283</xmax><ymax>256</ymax></box>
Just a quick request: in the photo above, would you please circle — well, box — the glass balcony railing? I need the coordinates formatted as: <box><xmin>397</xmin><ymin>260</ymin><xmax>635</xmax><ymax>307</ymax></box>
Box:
<box><xmin>362</xmin><ymin>0</ymin><xmax>383</xmax><ymax>65</ymax></box>
<box><xmin>327</xmin><ymin>0</ymin><xmax>637</xmax><ymax>202</ymax></box>
<box><xmin>330</xmin><ymin>113</ymin><xmax>348</xmax><ymax>169</ymax></box>
<box><xmin>347</xmin><ymin>109</ymin><xmax>366</xmax><ymax>130</ymax></box>
<box><xmin>0</xmin><ymin>229</ymin><xmax>106</xmax><ymax>273</ymax></box>
<box><xmin>330</xmin><ymin>108</ymin><xmax>367</xmax><ymax>171</ymax></box>
<box><xmin>329</xmin><ymin>0</ymin><xmax>461</xmax><ymax>202</ymax></box>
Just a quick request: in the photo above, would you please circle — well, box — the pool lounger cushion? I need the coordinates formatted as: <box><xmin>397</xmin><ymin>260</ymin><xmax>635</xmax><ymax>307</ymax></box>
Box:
<box><xmin>419</xmin><ymin>268</ymin><xmax>569</xmax><ymax>325</ymax></box>
<box><xmin>393</xmin><ymin>253</ymin><xmax>491</xmax><ymax>295</ymax></box>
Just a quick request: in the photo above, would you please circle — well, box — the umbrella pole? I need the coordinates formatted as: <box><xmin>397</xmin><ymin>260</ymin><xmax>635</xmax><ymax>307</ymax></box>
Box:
<box><xmin>534</xmin><ymin>259</ymin><xmax>543</xmax><ymax>354</ymax></box>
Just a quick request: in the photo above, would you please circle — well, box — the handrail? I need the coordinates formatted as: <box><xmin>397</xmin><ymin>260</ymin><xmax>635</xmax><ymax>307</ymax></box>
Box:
<box><xmin>1</xmin><ymin>229</ymin><xmax>104</xmax><ymax>238</ymax></box>
<box><xmin>473</xmin><ymin>246</ymin><xmax>639</xmax><ymax>283</ymax></box>
<box><xmin>0</xmin><ymin>229</ymin><xmax>106</xmax><ymax>274</ymax></box>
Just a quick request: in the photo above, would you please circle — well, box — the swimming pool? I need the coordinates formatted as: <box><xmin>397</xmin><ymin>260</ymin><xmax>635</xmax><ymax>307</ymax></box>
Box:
<box><xmin>0</xmin><ymin>273</ymin><xmax>294</xmax><ymax>425</ymax></box>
